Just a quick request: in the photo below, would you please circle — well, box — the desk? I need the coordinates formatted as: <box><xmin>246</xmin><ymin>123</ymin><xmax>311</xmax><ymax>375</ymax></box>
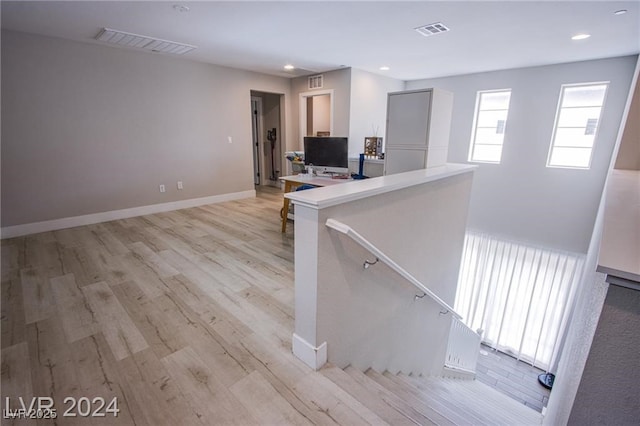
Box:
<box><xmin>279</xmin><ymin>175</ymin><xmax>350</xmax><ymax>232</ymax></box>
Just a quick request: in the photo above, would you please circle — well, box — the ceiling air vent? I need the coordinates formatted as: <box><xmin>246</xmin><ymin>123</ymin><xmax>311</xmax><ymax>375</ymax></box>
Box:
<box><xmin>95</xmin><ymin>28</ymin><xmax>197</xmax><ymax>55</ymax></box>
<box><xmin>308</xmin><ymin>75</ymin><xmax>324</xmax><ymax>89</ymax></box>
<box><xmin>415</xmin><ymin>22</ymin><xmax>450</xmax><ymax>37</ymax></box>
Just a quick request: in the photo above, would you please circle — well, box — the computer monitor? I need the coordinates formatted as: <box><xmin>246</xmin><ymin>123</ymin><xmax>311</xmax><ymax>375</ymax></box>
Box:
<box><xmin>303</xmin><ymin>137</ymin><xmax>349</xmax><ymax>175</ymax></box>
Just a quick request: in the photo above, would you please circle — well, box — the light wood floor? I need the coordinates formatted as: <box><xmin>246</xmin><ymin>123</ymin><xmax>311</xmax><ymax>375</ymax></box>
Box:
<box><xmin>1</xmin><ymin>187</ymin><xmax>542</xmax><ymax>425</ymax></box>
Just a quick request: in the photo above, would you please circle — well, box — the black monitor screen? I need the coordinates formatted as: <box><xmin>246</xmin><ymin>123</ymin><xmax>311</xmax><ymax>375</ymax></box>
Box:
<box><xmin>303</xmin><ymin>137</ymin><xmax>349</xmax><ymax>171</ymax></box>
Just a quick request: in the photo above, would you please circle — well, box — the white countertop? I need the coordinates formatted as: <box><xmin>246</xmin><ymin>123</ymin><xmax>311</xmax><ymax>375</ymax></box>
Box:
<box><xmin>597</xmin><ymin>169</ymin><xmax>640</xmax><ymax>283</ymax></box>
<box><xmin>285</xmin><ymin>163</ymin><xmax>476</xmax><ymax>210</ymax></box>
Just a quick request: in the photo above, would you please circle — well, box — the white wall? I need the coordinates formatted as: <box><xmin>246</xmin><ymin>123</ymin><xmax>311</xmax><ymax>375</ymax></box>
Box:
<box><xmin>349</xmin><ymin>69</ymin><xmax>404</xmax><ymax>158</ymax></box>
<box><xmin>1</xmin><ymin>30</ymin><xmax>292</xmax><ymax>227</ymax></box>
<box><xmin>290</xmin><ymin>68</ymin><xmax>352</xmax><ymax>151</ymax></box>
<box><xmin>406</xmin><ymin>56</ymin><xmax>638</xmax><ymax>253</ymax></box>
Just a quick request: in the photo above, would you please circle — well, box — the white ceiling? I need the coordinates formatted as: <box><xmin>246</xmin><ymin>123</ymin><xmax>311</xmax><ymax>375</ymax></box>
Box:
<box><xmin>2</xmin><ymin>1</ymin><xmax>639</xmax><ymax>81</ymax></box>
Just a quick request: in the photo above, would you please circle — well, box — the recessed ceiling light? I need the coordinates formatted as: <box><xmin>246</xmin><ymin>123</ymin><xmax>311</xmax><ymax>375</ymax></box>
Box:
<box><xmin>380</xmin><ymin>66</ymin><xmax>390</xmax><ymax>71</ymax></box>
<box><xmin>173</xmin><ymin>4</ymin><xmax>189</xmax><ymax>13</ymax></box>
<box><xmin>614</xmin><ymin>9</ymin><xmax>627</xmax><ymax>15</ymax></box>
<box><xmin>571</xmin><ymin>33</ymin><xmax>591</xmax><ymax>40</ymax></box>
<box><xmin>284</xmin><ymin>64</ymin><xmax>295</xmax><ymax>70</ymax></box>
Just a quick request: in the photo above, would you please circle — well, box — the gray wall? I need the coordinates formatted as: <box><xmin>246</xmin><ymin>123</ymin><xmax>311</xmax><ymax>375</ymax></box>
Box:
<box><xmin>568</xmin><ymin>284</ymin><xmax>640</xmax><ymax>426</ymax></box>
<box><xmin>1</xmin><ymin>30</ymin><xmax>291</xmax><ymax>227</ymax></box>
<box><xmin>406</xmin><ymin>56</ymin><xmax>638</xmax><ymax>253</ymax></box>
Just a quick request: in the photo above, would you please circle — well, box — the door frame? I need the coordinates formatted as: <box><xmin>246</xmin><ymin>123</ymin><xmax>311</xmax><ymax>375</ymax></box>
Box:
<box><xmin>251</xmin><ymin>96</ymin><xmax>265</xmax><ymax>185</ymax></box>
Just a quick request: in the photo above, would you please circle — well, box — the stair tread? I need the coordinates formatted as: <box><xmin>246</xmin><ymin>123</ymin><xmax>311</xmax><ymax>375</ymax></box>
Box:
<box><xmin>320</xmin><ymin>365</ymin><xmax>419</xmax><ymax>426</ymax></box>
<box><xmin>365</xmin><ymin>369</ymin><xmax>461</xmax><ymax>426</ymax></box>
<box><xmin>379</xmin><ymin>370</ymin><xmax>492</xmax><ymax>426</ymax></box>
<box><xmin>344</xmin><ymin>366</ymin><xmax>438</xmax><ymax>425</ymax></box>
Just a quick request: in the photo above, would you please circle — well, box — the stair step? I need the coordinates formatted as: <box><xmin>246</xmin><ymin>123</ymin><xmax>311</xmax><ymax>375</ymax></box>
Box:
<box><xmin>365</xmin><ymin>369</ymin><xmax>459</xmax><ymax>426</ymax></box>
<box><xmin>320</xmin><ymin>365</ymin><xmax>418</xmax><ymax>426</ymax></box>
<box><xmin>344</xmin><ymin>366</ymin><xmax>437</xmax><ymax>425</ymax></box>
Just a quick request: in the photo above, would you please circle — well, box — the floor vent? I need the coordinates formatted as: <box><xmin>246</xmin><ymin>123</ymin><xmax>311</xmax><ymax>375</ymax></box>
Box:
<box><xmin>95</xmin><ymin>28</ymin><xmax>197</xmax><ymax>55</ymax></box>
<box><xmin>308</xmin><ymin>75</ymin><xmax>324</xmax><ymax>89</ymax></box>
<box><xmin>415</xmin><ymin>22</ymin><xmax>450</xmax><ymax>37</ymax></box>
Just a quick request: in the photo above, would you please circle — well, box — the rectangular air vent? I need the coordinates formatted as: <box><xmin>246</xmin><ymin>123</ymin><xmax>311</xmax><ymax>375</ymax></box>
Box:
<box><xmin>95</xmin><ymin>28</ymin><xmax>197</xmax><ymax>55</ymax></box>
<box><xmin>308</xmin><ymin>75</ymin><xmax>323</xmax><ymax>89</ymax></box>
<box><xmin>415</xmin><ymin>22</ymin><xmax>450</xmax><ymax>37</ymax></box>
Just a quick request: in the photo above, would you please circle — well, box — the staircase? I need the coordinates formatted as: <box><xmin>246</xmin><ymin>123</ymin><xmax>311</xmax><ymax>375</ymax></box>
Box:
<box><xmin>321</xmin><ymin>364</ymin><xmax>543</xmax><ymax>425</ymax></box>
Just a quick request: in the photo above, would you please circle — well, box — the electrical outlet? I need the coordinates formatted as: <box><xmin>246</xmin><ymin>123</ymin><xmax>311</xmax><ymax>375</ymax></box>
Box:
<box><xmin>159</xmin><ymin>184</ymin><xmax>166</xmax><ymax>193</ymax></box>
<box><xmin>177</xmin><ymin>181</ymin><xmax>183</xmax><ymax>190</ymax></box>
<box><xmin>227</xmin><ymin>136</ymin><xmax>233</xmax><ymax>144</ymax></box>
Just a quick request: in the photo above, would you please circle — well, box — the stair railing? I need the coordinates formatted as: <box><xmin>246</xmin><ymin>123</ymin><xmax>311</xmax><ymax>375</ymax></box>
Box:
<box><xmin>326</xmin><ymin>218</ymin><xmax>481</xmax><ymax>374</ymax></box>
<box><xmin>326</xmin><ymin>218</ymin><xmax>462</xmax><ymax>319</ymax></box>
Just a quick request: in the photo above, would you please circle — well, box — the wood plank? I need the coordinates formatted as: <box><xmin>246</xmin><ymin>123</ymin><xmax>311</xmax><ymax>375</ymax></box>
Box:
<box><xmin>162</xmin><ymin>346</ymin><xmax>259</xmax><ymax>425</ymax></box>
<box><xmin>117</xmin><ymin>251</ymin><xmax>172</xmax><ymax>299</ymax></box>
<box><xmin>230</xmin><ymin>370</ymin><xmax>313</xmax><ymax>426</ymax></box>
<box><xmin>67</xmin><ymin>333</ymin><xmax>139</xmax><ymax>425</ymax></box>
<box><xmin>158</xmin><ymin>249</ymin><xmax>232</xmax><ymax>295</ymax></box>
<box><xmin>59</xmin><ymin>246</ymin><xmax>106</xmax><ymax>287</ymax></box>
<box><xmin>110</xmin><ymin>280</ymin><xmax>186</xmax><ymax>359</ymax></box>
<box><xmin>116</xmin><ymin>347</ymin><xmax>201</xmax><ymax>426</ymax></box>
<box><xmin>151</xmin><ymin>292</ymin><xmax>253</xmax><ymax>387</ymax></box>
<box><xmin>23</xmin><ymin>241</ymin><xmax>64</xmax><ymax>277</ymax></box>
<box><xmin>50</xmin><ymin>273</ymin><xmax>100</xmax><ymax>343</ymax></box>
<box><xmin>2</xmin><ymin>243</ymin><xmax>20</xmax><ymax>281</ymax></box>
<box><xmin>85</xmin><ymin>223</ymin><xmax>131</xmax><ymax>256</ymax></box>
<box><xmin>129</xmin><ymin>241</ymin><xmax>180</xmax><ymax>278</ymax></box>
<box><xmin>292</xmin><ymin>372</ymin><xmax>388</xmax><ymax>426</ymax></box>
<box><xmin>82</xmin><ymin>281</ymin><xmax>149</xmax><ymax>360</ymax></box>
<box><xmin>26</xmin><ymin>316</ymin><xmax>87</xmax><ymax>426</ymax></box>
<box><xmin>20</xmin><ymin>268</ymin><xmax>56</xmax><ymax>324</ymax></box>
<box><xmin>1</xmin><ymin>342</ymin><xmax>36</xmax><ymax>426</ymax></box>
<box><xmin>1</xmin><ymin>278</ymin><xmax>27</xmax><ymax>349</ymax></box>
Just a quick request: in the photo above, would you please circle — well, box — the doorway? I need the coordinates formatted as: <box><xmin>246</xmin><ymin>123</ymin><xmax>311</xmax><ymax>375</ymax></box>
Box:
<box><xmin>250</xmin><ymin>91</ymin><xmax>284</xmax><ymax>187</ymax></box>
<box><xmin>299</xmin><ymin>89</ymin><xmax>334</xmax><ymax>143</ymax></box>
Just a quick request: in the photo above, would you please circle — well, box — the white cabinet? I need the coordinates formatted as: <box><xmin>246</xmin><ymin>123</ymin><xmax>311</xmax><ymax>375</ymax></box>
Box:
<box><xmin>384</xmin><ymin>88</ymin><xmax>453</xmax><ymax>175</ymax></box>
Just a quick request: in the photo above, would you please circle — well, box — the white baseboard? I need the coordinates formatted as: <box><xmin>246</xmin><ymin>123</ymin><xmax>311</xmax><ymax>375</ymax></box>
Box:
<box><xmin>1</xmin><ymin>190</ymin><xmax>256</xmax><ymax>239</ymax></box>
<box><xmin>292</xmin><ymin>332</ymin><xmax>327</xmax><ymax>370</ymax></box>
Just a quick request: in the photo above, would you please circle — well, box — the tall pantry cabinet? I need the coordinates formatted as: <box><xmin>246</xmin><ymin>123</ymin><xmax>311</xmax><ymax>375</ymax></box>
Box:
<box><xmin>383</xmin><ymin>88</ymin><xmax>454</xmax><ymax>175</ymax></box>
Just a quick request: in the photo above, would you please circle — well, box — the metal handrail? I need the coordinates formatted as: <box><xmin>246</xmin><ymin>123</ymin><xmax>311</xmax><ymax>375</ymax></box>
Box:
<box><xmin>325</xmin><ymin>218</ymin><xmax>463</xmax><ymax>320</ymax></box>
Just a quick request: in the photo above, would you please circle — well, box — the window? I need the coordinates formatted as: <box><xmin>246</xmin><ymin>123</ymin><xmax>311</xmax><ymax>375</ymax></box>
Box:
<box><xmin>547</xmin><ymin>82</ymin><xmax>608</xmax><ymax>169</ymax></box>
<box><xmin>469</xmin><ymin>89</ymin><xmax>512</xmax><ymax>163</ymax></box>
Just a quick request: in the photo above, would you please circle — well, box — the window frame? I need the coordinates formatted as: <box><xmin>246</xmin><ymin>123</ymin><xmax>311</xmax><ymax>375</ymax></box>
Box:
<box><xmin>468</xmin><ymin>89</ymin><xmax>513</xmax><ymax>164</ymax></box>
<box><xmin>546</xmin><ymin>81</ymin><xmax>609</xmax><ymax>170</ymax></box>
